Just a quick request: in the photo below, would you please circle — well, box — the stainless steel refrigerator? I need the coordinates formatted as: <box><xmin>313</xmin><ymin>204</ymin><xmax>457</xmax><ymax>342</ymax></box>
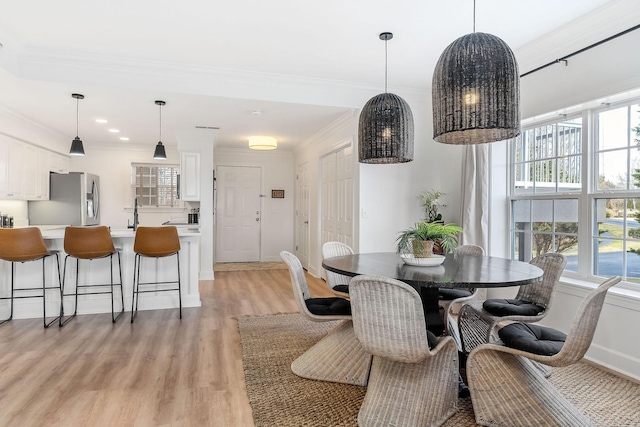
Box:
<box><xmin>29</xmin><ymin>172</ymin><xmax>100</xmax><ymax>226</ymax></box>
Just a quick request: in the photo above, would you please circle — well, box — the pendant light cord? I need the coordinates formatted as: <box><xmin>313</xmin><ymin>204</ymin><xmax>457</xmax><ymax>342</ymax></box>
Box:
<box><xmin>384</xmin><ymin>37</ymin><xmax>388</xmax><ymax>93</ymax></box>
<box><xmin>159</xmin><ymin>102</ymin><xmax>162</xmax><ymax>141</ymax></box>
<box><xmin>473</xmin><ymin>0</ymin><xmax>476</xmax><ymax>33</ymax></box>
<box><xmin>76</xmin><ymin>98</ymin><xmax>80</xmax><ymax>137</ymax></box>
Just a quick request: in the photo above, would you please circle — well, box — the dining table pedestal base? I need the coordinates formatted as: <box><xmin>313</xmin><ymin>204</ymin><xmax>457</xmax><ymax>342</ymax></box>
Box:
<box><xmin>417</xmin><ymin>286</ymin><xmax>445</xmax><ymax>336</ymax></box>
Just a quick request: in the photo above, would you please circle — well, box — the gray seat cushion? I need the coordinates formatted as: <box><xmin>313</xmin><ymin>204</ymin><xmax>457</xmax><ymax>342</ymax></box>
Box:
<box><xmin>438</xmin><ymin>288</ymin><xmax>473</xmax><ymax>300</ymax></box>
<box><xmin>498</xmin><ymin>322</ymin><xmax>566</xmax><ymax>356</ymax></box>
<box><xmin>305</xmin><ymin>297</ymin><xmax>351</xmax><ymax>316</ymax></box>
<box><xmin>483</xmin><ymin>298</ymin><xmax>545</xmax><ymax>317</ymax></box>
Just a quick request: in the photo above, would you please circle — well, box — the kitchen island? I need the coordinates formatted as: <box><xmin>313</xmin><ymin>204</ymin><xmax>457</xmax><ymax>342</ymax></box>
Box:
<box><xmin>0</xmin><ymin>226</ymin><xmax>201</xmax><ymax>321</ymax></box>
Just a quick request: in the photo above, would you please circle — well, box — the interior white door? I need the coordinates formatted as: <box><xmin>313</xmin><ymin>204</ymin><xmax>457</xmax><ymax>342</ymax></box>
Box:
<box><xmin>336</xmin><ymin>146</ymin><xmax>354</xmax><ymax>248</ymax></box>
<box><xmin>295</xmin><ymin>161</ymin><xmax>310</xmax><ymax>268</ymax></box>
<box><xmin>321</xmin><ymin>154</ymin><xmax>337</xmax><ymax>244</ymax></box>
<box><xmin>215</xmin><ymin>166</ymin><xmax>261</xmax><ymax>262</ymax></box>
<box><xmin>321</xmin><ymin>144</ymin><xmax>354</xmax><ymax>249</ymax></box>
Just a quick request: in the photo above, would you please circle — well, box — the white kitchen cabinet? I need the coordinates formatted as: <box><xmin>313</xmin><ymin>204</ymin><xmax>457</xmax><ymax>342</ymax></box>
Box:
<box><xmin>23</xmin><ymin>144</ymin><xmax>39</xmax><ymax>200</ymax></box>
<box><xmin>26</xmin><ymin>148</ymin><xmax>51</xmax><ymax>200</ymax></box>
<box><xmin>0</xmin><ymin>139</ymin><xmax>68</xmax><ymax>200</ymax></box>
<box><xmin>0</xmin><ymin>140</ymin><xmax>26</xmax><ymax>199</ymax></box>
<box><xmin>180</xmin><ymin>151</ymin><xmax>200</xmax><ymax>201</ymax></box>
<box><xmin>49</xmin><ymin>151</ymin><xmax>70</xmax><ymax>174</ymax></box>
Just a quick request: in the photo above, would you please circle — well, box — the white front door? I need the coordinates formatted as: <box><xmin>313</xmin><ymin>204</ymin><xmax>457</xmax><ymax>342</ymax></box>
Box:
<box><xmin>215</xmin><ymin>166</ymin><xmax>261</xmax><ymax>262</ymax></box>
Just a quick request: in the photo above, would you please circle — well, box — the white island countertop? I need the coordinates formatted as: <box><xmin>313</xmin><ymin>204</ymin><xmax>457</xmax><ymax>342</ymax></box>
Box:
<box><xmin>33</xmin><ymin>226</ymin><xmax>201</xmax><ymax>239</ymax></box>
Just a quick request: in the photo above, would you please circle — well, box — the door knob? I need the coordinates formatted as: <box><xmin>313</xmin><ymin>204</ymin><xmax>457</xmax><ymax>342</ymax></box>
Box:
<box><xmin>256</xmin><ymin>218</ymin><xmax>259</xmax><ymax>222</ymax></box>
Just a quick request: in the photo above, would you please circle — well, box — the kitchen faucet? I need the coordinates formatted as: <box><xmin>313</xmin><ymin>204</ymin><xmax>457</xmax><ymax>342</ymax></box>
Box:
<box><xmin>127</xmin><ymin>198</ymin><xmax>139</xmax><ymax>231</ymax></box>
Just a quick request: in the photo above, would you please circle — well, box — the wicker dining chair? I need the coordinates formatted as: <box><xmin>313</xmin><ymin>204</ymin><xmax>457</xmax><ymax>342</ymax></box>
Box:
<box><xmin>349</xmin><ymin>275</ymin><xmax>458</xmax><ymax>427</ymax></box>
<box><xmin>280</xmin><ymin>251</ymin><xmax>371</xmax><ymax>386</ymax></box>
<box><xmin>458</xmin><ymin>252</ymin><xmax>566</xmax><ymax>354</ymax></box>
<box><xmin>440</xmin><ymin>244</ymin><xmax>485</xmax><ymax>337</ymax></box>
<box><xmin>466</xmin><ymin>276</ymin><xmax>621</xmax><ymax>427</ymax></box>
<box><xmin>321</xmin><ymin>241</ymin><xmax>353</xmax><ymax>298</ymax></box>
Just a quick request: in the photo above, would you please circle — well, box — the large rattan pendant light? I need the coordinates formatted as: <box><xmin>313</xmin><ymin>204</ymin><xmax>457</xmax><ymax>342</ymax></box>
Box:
<box><xmin>69</xmin><ymin>93</ymin><xmax>85</xmax><ymax>156</ymax></box>
<box><xmin>153</xmin><ymin>100</ymin><xmax>167</xmax><ymax>160</ymax></box>
<box><xmin>432</xmin><ymin>0</ymin><xmax>520</xmax><ymax>145</ymax></box>
<box><xmin>358</xmin><ymin>32</ymin><xmax>414</xmax><ymax>164</ymax></box>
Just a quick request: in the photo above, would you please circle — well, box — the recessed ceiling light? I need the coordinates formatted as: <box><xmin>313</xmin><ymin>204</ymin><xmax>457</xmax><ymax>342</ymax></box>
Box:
<box><xmin>108</xmin><ymin>129</ymin><xmax>120</xmax><ymax>133</ymax></box>
<box><xmin>119</xmin><ymin>137</ymin><xmax>130</xmax><ymax>141</ymax></box>
<box><xmin>95</xmin><ymin>119</ymin><xmax>108</xmax><ymax>124</ymax></box>
<box><xmin>251</xmin><ymin>110</ymin><xmax>262</xmax><ymax>116</ymax></box>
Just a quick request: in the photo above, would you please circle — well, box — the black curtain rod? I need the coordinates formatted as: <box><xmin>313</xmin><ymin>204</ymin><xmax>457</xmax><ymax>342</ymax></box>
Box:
<box><xmin>521</xmin><ymin>23</ymin><xmax>640</xmax><ymax>78</ymax></box>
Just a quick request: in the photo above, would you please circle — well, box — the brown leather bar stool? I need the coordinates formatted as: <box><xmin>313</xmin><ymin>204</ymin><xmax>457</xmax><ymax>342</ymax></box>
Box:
<box><xmin>131</xmin><ymin>226</ymin><xmax>181</xmax><ymax>323</ymax></box>
<box><xmin>0</xmin><ymin>227</ymin><xmax>62</xmax><ymax>328</ymax></box>
<box><xmin>60</xmin><ymin>226</ymin><xmax>124</xmax><ymax>325</ymax></box>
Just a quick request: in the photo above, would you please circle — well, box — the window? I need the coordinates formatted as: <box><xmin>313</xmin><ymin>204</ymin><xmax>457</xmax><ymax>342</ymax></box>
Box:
<box><xmin>510</xmin><ymin>99</ymin><xmax>640</xmax><ymax>284</ymax></box>
<box><xmin>131</xmin><ymin>163</ymin><xmax>179</xmax><ymax>207</ymax></box>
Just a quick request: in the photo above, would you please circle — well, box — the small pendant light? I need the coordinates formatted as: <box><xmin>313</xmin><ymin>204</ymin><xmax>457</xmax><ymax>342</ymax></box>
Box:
<box><xmin>358</xmin><ymin>32</ymin><xmax>414</xmax><ymax>164</ymax></box>
<box><xmin>153</xmin><ymin>100</ymin><xmax>167</xmax><ymax>160</ymax></box>
<box><xmin>69</xmin><ymin>93</ymin><xmax>85</xmax><ymax>156</ymax></box>
<box><xmin>432</xmin><ymin>0</ymin><xmax>520</xmax><ymax>144</ymax></box>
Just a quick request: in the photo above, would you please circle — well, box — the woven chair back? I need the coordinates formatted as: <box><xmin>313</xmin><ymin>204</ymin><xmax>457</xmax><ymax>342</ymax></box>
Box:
<box><xmin>322</xmin><ymin>242</ymin><xmax>354</xmax><ymax>288</ymax></box>
<box><xmin>322</xmin><ymin>241</ymin><xmax>354</xmax><ymax>258</ymax></box>
<box><xmin>516</xmin><ymin>253</ymin><xmax>567</xmax><ymax>309</ymax></box>
<box><xmin>455</xmin><ymin>244</ymin><xmax>485</xmax><ymax>256</ymax></box>
<box><xmin>0</xmin><ymin>227</ymin><xmax>49</xmax><ymax>262</ymax></box>
<box><xmin>350</xmin><ymin>275</ymin><xmax>432</xmax><ymax>363</ymax></box>
<box><xmin>280</xmin><ymin>250</ymin><xmax>312</xmax><ymax>308</ymax></box>
<box><xmin>64</xmin><ymin>226</ymin><xmax>116</xmax><ymax>259</ymax></box>
<box><xmin>553</xmin><ymin>276</ymin><xmax>621</xmax><ymax>366</ymax></box>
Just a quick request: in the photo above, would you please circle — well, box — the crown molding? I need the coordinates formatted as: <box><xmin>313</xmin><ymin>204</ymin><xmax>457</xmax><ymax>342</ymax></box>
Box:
<box><xmin>295</xmin><ymin>110</ymin><xmax>357</xmax><ymax>154</ymax></box>
<box><xmin>10</xmin><ymin>46</ymin><xmax>425</xmax><ymax>107</ymax></box>
<box><xmin>0</xmin><ymin>103</ymin><xmax>68</xmax><ymax>151</ymax></box>
<box><xmin>214</xmin><ymin>146</ymin><xmax>294</xmax><ymax>158</ymax></box>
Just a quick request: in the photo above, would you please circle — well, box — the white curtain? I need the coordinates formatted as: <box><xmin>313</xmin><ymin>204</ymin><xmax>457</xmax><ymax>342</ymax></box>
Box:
<box><xmin>459</xmin><ymin>144</ymin><xmax>490</xmax><ymax>251</ymax></box>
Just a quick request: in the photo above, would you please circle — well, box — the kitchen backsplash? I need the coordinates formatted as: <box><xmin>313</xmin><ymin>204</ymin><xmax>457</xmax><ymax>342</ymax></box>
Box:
<box><xmin>0</xmin><ymin>200</ymin><xmax>29</xmax><ymax>226</ymax></box>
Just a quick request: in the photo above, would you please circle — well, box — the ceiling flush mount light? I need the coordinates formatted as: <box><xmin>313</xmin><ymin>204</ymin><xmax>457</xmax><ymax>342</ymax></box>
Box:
<box><xmin>432</xmin><ymin>0</ymin><xmax>520</xmax><ymax>145</ymax></box>
<box><xmin>248</xmin><ymin>136</ymin><xmax>277</xmax><ymax>150</ymax></box>
<box><xmin>358</xmin><ymin>32</ymin><xmax>414</xmax><ymax>164</ymax></box>
<box><xmin>153</xmin><ymin>100</ymin><xmax>167</xmax><ymax>160</ymax></box>
<box><xmin>69</xmin><ymin>93</ymin><xmax>85</xmax><ymax>156</ymax></box>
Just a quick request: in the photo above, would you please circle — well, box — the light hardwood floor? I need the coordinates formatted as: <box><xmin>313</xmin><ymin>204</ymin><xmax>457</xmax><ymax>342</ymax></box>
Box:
<box><xmin>0</xmin><ymin>268</ymin><xmax>333</xmax><ymax>426</ymax></box>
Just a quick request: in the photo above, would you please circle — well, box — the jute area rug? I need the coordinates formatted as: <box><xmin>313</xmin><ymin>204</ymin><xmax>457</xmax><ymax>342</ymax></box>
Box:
<box><xmin>214</xmin><ymin>262</ymin><xmax>287</xmax><ymax>272</ymax></box>
<box><xmin>238</xmin><ymin>313</ymin><xmax>640</xmax><ymax>427</ymax></box>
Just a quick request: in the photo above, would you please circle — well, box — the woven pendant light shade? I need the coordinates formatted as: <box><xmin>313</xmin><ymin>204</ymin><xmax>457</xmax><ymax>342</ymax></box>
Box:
<box><xmin>432</xmin><ymin>32</ymin><xmax>520</xmax><ymax>145</ymax></box>
<box><xmin>359</xmin><ymin>93</ymin><xmax>414</xmax><ymax>163</ymax></box>
<box><xmin>358</xmin><ymin>32</ymin><xmax>414</xmax><ymax>164</ymax></box>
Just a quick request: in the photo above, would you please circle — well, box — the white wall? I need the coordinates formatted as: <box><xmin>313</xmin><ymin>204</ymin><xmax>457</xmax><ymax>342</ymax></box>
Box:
<box><xmin>359</xmin><ymin>96</ymin><xmax>465</xmax><ymax>254</ymax></box>
<box><xmin>214</xmin><ymin>148</ymin><xmax>295</xmax><ymax>263</ymax></box>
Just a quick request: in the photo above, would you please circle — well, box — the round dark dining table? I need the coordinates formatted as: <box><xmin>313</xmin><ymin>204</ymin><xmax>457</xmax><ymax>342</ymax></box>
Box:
<box><xmin>322</xmin><ymin>252</ymin><xmax>544</xmax><ymax>335</ymax></box>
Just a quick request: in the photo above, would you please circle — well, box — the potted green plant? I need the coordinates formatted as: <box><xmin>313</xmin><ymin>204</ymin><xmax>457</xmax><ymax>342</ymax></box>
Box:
<box><xmin>396</xmin><ymin>221</ymin><xmax>463</xmax><ymax>258</ymax></box>
<box><xmin>418</xmin><ymin>189</ymin><xmax>446</xmax><ymax>223</ymax></box>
